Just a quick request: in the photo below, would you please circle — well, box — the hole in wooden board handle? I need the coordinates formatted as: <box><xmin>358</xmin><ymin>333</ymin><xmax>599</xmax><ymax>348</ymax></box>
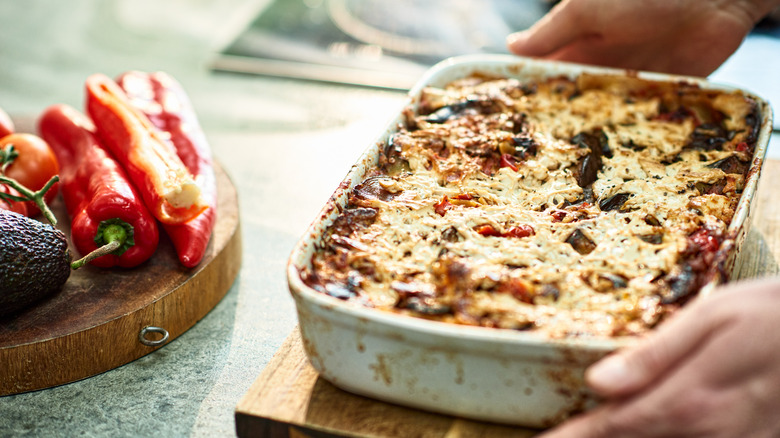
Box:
<box><xmin>139</xmin><ymin>326</ymin><xmax>170</xmax><ymax>347</ymax></box>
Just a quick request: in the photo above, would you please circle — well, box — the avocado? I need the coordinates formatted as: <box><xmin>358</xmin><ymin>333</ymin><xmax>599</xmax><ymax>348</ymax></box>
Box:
<box><xmin>0</xmin><ymin>209</ymin><xmax>71</xmax><ymax>317</ymax></box>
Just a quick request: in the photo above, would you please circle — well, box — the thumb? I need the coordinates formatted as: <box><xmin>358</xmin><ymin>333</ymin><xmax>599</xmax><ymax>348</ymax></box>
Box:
<box><xmin>586</xmin><ymin>296</ymin><xmax>727</xmax><ymax>398</ymax></box>
<box><xmin>506</xmin><ymin>0</ymin><xmax>589</xmax><ymax>57</ymax></box>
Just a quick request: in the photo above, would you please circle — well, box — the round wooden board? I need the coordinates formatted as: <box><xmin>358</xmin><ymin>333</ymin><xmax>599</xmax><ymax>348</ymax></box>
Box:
<box><xmin>0</xmin><ymin>161</ymin><xmax>241</xmax><ymax>396</ymax></box>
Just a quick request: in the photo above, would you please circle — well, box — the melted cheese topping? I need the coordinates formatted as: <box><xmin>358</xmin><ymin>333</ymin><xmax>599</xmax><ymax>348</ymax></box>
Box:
<box><xmin>305</xmin><ymin>73</ymin><xmax>759</xmax><ymax>338</ymax></box>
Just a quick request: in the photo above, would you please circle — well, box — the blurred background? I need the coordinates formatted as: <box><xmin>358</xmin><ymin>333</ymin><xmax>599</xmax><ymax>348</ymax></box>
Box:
<box><xmin>215</xmin><ymin>0</ymin><xmax>556</xmax><ymax>88</ymax></box>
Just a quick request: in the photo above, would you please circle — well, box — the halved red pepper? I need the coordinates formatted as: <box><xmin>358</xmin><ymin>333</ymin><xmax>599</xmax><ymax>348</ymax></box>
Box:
<box><xmin>116</xmin><ymin>71</ymin><xmax>217</xmax><ymax>268</ymax></box>
<box><xmin>38</xmin><ymin>104</ymin><xmax>159</xmax><ymax>268</ymax></box>
<box><xmin>85</xmin><ymin>74</ymin><xmax>206</xmax><ymax>225</ymax></box>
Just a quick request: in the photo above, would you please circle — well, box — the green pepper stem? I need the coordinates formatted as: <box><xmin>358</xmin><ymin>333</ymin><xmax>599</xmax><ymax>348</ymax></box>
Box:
<box><xmin>71</xmin><ymin>240</ymin><xmax>122</xmax><ymax>270</ymax></box>
<box><xmin>0</xmin><ymin>174</ymin><xmax>59</xmax><ymax>226</ymax></box>
<box><xmin>71</xmin><ymin>223</ymin><xmax>130</xmax><ymax>270</ymax></box>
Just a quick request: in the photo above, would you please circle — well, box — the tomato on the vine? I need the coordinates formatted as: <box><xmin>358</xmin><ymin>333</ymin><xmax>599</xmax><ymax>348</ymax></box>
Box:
<box><xmin>0</xmin><ymin>133</ymin><xmax>59</xmax><ymax>215</ymax></box>
<box><xmin>0</xmin><ymin>185</ymin><xmax>28</xmax><ymax>215</ymax></box>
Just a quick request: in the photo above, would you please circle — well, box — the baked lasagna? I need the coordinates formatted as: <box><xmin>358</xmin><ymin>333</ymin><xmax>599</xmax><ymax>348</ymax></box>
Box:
<box><xmin>302</xmin><ymin>72</ymin><xmax>761</xmax><ymax>338</ymax></box>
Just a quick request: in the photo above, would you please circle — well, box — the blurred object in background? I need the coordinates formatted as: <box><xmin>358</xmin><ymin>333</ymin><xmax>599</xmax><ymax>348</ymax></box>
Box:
<box><xmin>213</xmin><ymin>0</ymin><xmax>780</xmax><ymax>128</ymax></box>
<box><xmin>212</xmin><ymin>0</ymin><xmax>553</xmax><ymax>89</ymax></box>
<box><xmin>711</xmin><ymin>5</ymin><xmax>780</xmax><ymax>129</ymax></box>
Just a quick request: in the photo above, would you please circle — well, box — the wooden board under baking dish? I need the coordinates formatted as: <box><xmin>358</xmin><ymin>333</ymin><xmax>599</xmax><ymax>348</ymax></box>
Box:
<box><xmin>0</xmin><ymin>162</ymin><xmax>241</xmax><ymax>396</ymax></box>
<box><xmin>235</xmin><ymin>159</ymin><xmax>780</xmax><ymax>437</ymax></box>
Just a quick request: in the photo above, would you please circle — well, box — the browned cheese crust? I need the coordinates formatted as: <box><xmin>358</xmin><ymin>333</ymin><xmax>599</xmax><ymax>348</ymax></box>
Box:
<box><xmin>302</xmin><ymin>72</ymin><xmax>761</xmax><ymax>338</ymax></box>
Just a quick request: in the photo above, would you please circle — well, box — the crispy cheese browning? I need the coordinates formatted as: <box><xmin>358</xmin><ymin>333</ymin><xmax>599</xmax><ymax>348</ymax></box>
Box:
<box><xmin>303</xmin><ymin>72</ymin><xmax>760</xmax><ymax>338</ymax></box>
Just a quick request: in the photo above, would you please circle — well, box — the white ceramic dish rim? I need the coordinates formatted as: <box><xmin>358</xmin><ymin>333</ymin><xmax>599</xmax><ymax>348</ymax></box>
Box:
<box><xmin>287</xmin><ymin>53</ymin><xmax>774</xmax><ymax>356</ymax></box>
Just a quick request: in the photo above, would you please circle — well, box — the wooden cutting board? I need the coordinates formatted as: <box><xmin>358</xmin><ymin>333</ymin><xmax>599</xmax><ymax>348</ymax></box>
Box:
<box><xmin>235</xmin><ymin>160</ymin><xmax>780</xmax><ymax>438</ymax></box>
<box><xmin>0</xmin><ymin>161</ymin><xmax>241</xmax><ymax>396</ymax></box>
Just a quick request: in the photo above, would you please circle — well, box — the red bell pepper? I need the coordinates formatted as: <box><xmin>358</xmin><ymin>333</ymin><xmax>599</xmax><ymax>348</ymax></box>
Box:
<box><xmin>116</xmin><ymin>71</ymin><xmax>217</xmax><ymax>268</ymax></box>
<box><xmin>38</xmin><ymin>104</ymin><xmax>159</xmax><ymax>268</ymax></box>
<box><xmin>85</xmin><ymin>74</ymin><xmax>206</xmax><ymax>226</ymax></box>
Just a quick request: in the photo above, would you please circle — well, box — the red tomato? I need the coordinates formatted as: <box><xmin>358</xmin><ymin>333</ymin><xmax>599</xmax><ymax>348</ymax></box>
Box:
<box><xmin>475</xmin><ymin>224</ymin><xmax>502</xmax><ymax>237</ymax></box>
<box><xmin>434</xmin><ymin>196</ymin><xmax>453</xmax><ymax>217</ymax></box>
<box><xmin>504</xmin><ymin>224</ymin><xmax>535</xmax><ymax>238</ymax></box>
<box><xmin>500</xmin><ymin>153</ymin><xmax>519</xmax><ymax>171</ymax></box>
<box><xmin>690</xmin><ymin>229</ymin><xmax>719</xmax><ymax>253</ymax></box>
<box><xmin>0</xmin><ymin>185</ymin><xmax>28</xmax><ymax>215</ymax></box>
<box><xmin>0</xmin><ymin>107</ymin><xmax>14</xmax><ymax>138</ymax></box>
<box><xmin>0</xmin><ymin>133</ymin><xmax>59</xmax><ymax>215</ymax></box>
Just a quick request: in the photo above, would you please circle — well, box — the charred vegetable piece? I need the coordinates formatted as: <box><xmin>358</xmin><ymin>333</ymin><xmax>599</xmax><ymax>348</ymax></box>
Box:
<box><xmin>381</xmin><ymin>134</ymin><xmax>411</xmax><ymax>175</ymax></box>
<box><xmin>601</xmin><ymin>273</ymin><xmax>628</xmax><ymax>290</ymax></box>
<box><xmin>351</xmin><ymin>177</ymin><xmax>402</xmax><ymax>205</ymax></box>
<box><xmin>512</xmin><ymin>136</ymin><xmax>537</xmax><ymax>159</ymax></box>
<box><xmin>0</xmin><ymin>210</ymin><xmax>71</xmax><ymax>317</ymax></box>
<box><xmin>586</xmin><ymin>272</ymin><xmax>628</xmax><ymax>292</ymax></box>
<box><xmin>563</xmin><ymin>187</ymin><xmax>596</xmax><ymax>208</ymax></box>
<box><xmin>661</xmin><ymin>265</ymin><xmax>697</xmax><ymax>304</ymax></box>
<box><xmin>440</xmin><ymin>226</ymin><xmax>461</xmax><ymax>243</ymax></box>
<box><xmin>566</xmin><ymin>228</ymin><xmax>597</xmax><ymax>255</ymax></box>
<box><xmin>424</xmin><ymin>101</ymin><xmax>472</xmax><ymax>123</ymax></box>
<box><xmin>707</xmin><ymin>155</ymin><xmax>745</xmax><ymax>174</ymax></box>
<box><xmin>638</xmin><ymin>233</ymin><xmax>664</xmax><ymax>245</ymax></box>
<box><xmin>392</xmin><ymin>281</ymin><xmax>452</xmax><ymax>315</ymax></box>
<box><xmin>539</xmin><ymin>284</ymin><xmax>560</xmax><ymax>301</ymax></box>
<box><xmin>330</xmin><ymin>207</ymin><xmax>378</xmax><ymax>236</ymax></box>
<box><xmin>599</xmin><ymin>193</ymin><xmax>632</xmax><ymax>212</ymax></box>
<box><xmin>423</xmin><ymin>97</ymin><xmax>497</xmax><ymax>123</ymax></box>
<box><xmin>324</xmin><ymin>282</ymin><xmax>356</xmax><ymax>300</ymax></box>
<box><xmin>403</xmin><ymin>297</ymin><xmax>452</xmax><ymax>315</ymax></box>
<box><xmin>687</xmin><ymin>123</ymin><xmax>729</xmax><ymax>151</ymax></box>
<box><xmin>572</xmin><ymin>131</ymin><xmax>607</xmax><ymax>187</ymax></box>
<box><xmin>643</xmin><ymin>214</ymin><xmax>662</xmax><ymax>227</ymax></box>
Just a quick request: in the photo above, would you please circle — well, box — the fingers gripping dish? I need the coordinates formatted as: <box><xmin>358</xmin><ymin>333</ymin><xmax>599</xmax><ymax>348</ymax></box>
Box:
<box><xmin>288</xmin><ymin>55</ymin><xmax>771</xmax><ymax>426</ymax></box>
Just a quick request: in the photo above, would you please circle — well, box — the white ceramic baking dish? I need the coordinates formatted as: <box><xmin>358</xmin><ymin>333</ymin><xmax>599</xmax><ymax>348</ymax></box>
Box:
<box><xmin>287</xmin><ymin>54</ymin><xmax>774</xmax><ymax>428</ymax></box>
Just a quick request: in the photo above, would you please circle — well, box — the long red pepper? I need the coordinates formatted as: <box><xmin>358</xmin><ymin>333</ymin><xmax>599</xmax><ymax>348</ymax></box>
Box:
<box><xmin>38</xmin><ymin>104</ymin><xmax>159</xmax><ymax>268</ymax></box>
<box><xmin>85</xmin><ymin>74</ymin><xmax>206</xmax><ymax>226</ymax></box>
<box><xmin>116</xmin><ymin>71</ymin><xmax>217</xmax><ymax>268</ymax></box>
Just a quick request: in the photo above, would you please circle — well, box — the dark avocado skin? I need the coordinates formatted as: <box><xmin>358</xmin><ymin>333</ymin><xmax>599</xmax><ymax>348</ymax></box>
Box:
<box><xmin>0</xmin><ymin>209</ymin><xmax>71</xmax><ymax>317</ymax></box>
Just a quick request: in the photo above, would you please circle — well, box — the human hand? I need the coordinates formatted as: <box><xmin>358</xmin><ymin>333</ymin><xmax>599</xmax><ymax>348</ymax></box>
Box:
<box><xmin>507</xmin><ymin>0</ymin><xmax>776</xmax><ymax>77</ymax></box>
<box><xmin>540</xmin><ymin>278</ymin><xmax>780</xmax><ymax>438</ymax></box>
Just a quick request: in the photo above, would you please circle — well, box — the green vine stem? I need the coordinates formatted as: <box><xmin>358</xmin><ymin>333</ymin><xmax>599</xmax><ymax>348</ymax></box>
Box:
<box><xmin>0</xmin><ymin>174</ymin><xmax>60</xmax><ymax>226</ymax></box>
<box><xmin>71</xmin><ymin>240</ymin><xmax>122</xmax><ymax>270</ymax></box>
